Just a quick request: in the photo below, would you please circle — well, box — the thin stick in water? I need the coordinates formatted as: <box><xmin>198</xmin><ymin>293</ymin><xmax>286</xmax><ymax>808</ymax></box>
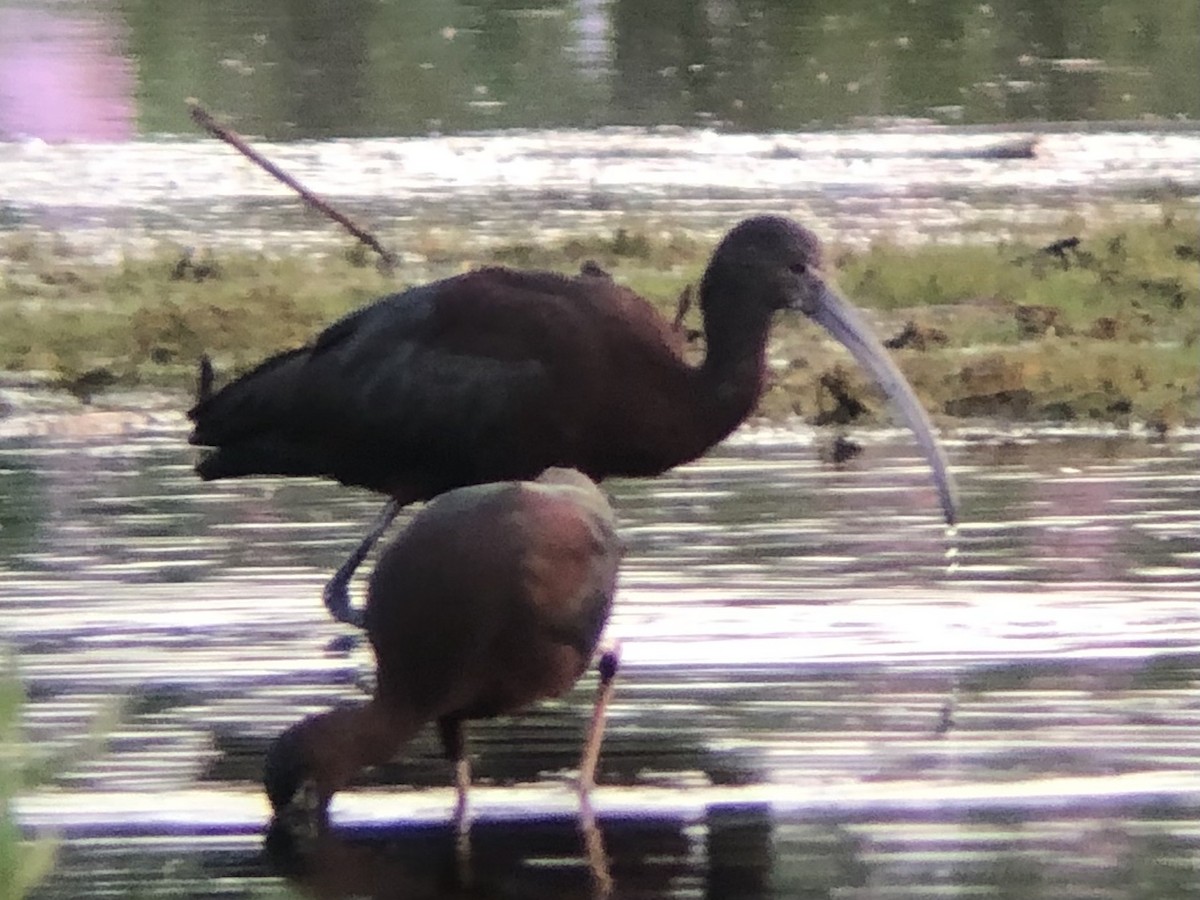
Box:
<box><xmin>186</xmin><ymin>100</ymin><xmax>397</xmax><ymax>274</ymax></box>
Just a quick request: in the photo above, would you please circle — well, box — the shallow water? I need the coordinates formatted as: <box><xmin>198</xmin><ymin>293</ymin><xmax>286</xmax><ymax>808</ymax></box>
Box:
<box><xmin>1</xmin><ymin>405</ymin><xmax>1198</xmax><ymax>898</ymax></box>
<box><xmin>4</xmin><ymin>125</ymin><xmax>1199</xmax><ymax>264</ymax></box>
<box><xmin>4</xmin><ymin>2</ymin><xmax>1198</xmax><ymax>269</ymax></box>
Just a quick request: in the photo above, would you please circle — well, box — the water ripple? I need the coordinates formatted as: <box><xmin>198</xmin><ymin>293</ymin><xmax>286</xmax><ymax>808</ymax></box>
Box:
<box><xmin>2</xmin><ymin>414</ymin><xmax>1199</xmax><ymax>897</ymax></box>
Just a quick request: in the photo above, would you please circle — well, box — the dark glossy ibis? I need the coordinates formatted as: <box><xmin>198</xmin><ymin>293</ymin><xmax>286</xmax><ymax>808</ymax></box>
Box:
<box><xmin>263</xmin><ymin>468</ymin><xmax>621</xmax><ymax>840</ymax></box>
<box><xmin>190</xmin><ymin>216</ymin><xmax>957</xmax><ymax>624</ymax></box>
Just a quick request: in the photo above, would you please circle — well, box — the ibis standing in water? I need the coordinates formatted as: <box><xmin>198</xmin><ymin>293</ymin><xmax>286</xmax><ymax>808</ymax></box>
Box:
<box><xmin>189</xmin><ymin>216</ymin><xmax>957</xmax><ymax>624</ymax></box>
<box><xmin>263</xmin><ymin>468</ymin><xmax>621</xmax><ymax>838</ymax></box>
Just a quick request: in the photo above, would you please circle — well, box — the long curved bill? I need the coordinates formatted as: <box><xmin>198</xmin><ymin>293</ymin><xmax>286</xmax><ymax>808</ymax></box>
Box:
<box><xmin>798</xmin><ymin>279</ymin><xmax>959</xmax><ymax>527</ymax></box>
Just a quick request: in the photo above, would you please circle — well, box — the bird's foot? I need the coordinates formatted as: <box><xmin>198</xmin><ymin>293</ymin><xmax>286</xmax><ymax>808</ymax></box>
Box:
<box><xmin>578</xmin><ymin>797</ymin><xmax>613</xmax><ymax>897</ymax></box>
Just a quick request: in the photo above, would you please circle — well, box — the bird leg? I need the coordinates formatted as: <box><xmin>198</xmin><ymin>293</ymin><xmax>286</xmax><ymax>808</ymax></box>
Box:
<box><xmin>322</xmin><ymin>499</ymin><xmax>401</xmax><ymax>627</ymax></box>
<box><xmin>578</xmin><ymin>644</ymin><xmax>620</xmax><ymax>809</ymax></box>
<box><xmin>580</xmin><ymin>807</ymin><xmax>614</xmax><ymax>898</ymax></box>
<box><xmin>453</xmin><ymin>756</ymin><xmax>472</xmax><ymax>834</ymax></box>
<box><xmin>438</xmin><ymin>717</ymin><xmax>473</xmax><ymax>886</ymax></box>
<box><xmin>453</xmin><ymin>755</ymin><xmax>473</xmax><ymax>888</ymax></box>
<box><xmin>437</xmin><ymin>717</ymin><xmax>472</xmax><ymax>832</ymax></box>
<box><xmin>578</xmin><ymin>645</ymin><xmax>619</xmax><ymax>896</ymax></box>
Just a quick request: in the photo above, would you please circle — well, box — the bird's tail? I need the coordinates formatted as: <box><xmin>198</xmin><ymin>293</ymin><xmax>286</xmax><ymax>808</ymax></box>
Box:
<box><xmin>187</xmin><ymin>346</ymin><xmax>337</xmax><ymax>480</ymax></box>
<box><xmin>188</xmin><ymin>346</ymin><xmax>309</xmax><ymax>446</ymax></box>
<box><xmin>196</xmin><ymin>355</ymin><xmax>215</xmax><ymax>404</ymax></box>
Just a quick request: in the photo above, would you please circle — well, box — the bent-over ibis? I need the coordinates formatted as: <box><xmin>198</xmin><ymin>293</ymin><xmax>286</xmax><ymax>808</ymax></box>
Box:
<box><xmin>264</xmin><ymin>467</ymin><xmax>621</xmax><ymax>837</ymax></box>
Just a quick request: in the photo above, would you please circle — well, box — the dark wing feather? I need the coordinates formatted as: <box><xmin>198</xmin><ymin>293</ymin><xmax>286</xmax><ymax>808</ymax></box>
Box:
<box><xmin>188</xmin><ymin>271</ymin><xmax>606</xmax><ymax>495</ymax></box>
<box><xmin>188</xmin><ymin>282</ymin><xmax>442</xmax><ymax>448</ymax></box>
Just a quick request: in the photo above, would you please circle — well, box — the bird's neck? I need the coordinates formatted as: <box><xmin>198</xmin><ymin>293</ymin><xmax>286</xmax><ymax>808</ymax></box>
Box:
<box><xmin>695</xmin><ymin>279</ymin><xmax>775</xmax><ymax>439</ymax></box>
<box><xmin>303</xmin><ymin>701</ymin><xmax>420</xmax><ymax>800</ymax></box>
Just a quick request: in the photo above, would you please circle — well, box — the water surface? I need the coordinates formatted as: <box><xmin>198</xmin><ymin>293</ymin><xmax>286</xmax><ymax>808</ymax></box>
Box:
<box><xmin>3</xmin><ymin>126</ymin><xmax>1198</xmax><ymax>263</ymax></box>
<box><xmin>2</xmin><ymin>0</ymin><xmax>1197</xmax><ymax>139</ymax></box>
<box><xmin>1</xmin><ymin>406</ymin><xmax>1198</xmax><ymax>897</ymax></box>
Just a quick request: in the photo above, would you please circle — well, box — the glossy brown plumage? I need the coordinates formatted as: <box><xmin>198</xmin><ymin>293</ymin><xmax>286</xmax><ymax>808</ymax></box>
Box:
<box><xmin>190</xmin><ymin>216</ymin><xmax>957</xmax><ymax>624</ymax></box>
<box><xmin>263</xmin><ymin>468</ymin><xmax>621</xmax><ymax>830</ymax></box>
<box><xmin>190</xmin><ymin>266</ymin><xmax>752</xmax><ymax>492</ymax></box>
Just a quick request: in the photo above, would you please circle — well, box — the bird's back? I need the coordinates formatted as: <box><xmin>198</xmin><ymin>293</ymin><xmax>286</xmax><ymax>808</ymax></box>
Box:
<box><xmin>188</xmin><ymin>269</ymin><xmax>688</xmax><ymax>497</ymax></box>
<box><xmin>364</xmin><ymin>469</ymin><xmax>619</xmax><ymax>722</ymax></box>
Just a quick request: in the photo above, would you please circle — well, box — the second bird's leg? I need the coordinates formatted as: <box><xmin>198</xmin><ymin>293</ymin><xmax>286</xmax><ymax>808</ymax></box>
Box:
<box><xmin>322</xmin><ymin>499</ymin><xmax>401</xmax><ymax>627</ymax></box>
<box><xmin>578</xmin><ymin>644</ymin><xmax>620</xmax><ymax>811</ymax></box>
<box><xmin>438</xmin><ymin>717</ymin><xmax>472</xmax><ymax>886</ymax></box>
<box><xmin>437</xmin><ymin>717</ymin><xmax>472</xmax><ymax>835</ymax></box>
<box><xmin>579</xmin><ymin>646</ymin><xmax>619</xmax><ymax>897</ymax></box>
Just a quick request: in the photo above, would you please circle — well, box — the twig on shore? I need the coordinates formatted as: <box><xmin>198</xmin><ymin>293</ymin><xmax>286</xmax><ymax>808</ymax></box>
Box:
<box><xmin>187</xmin><ymin>100</ymin><xmax>397</xmax><ymax>274</ymax></box>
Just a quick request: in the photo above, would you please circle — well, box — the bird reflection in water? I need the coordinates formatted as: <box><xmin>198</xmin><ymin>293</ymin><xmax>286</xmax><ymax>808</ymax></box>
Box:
<box><xmin>264</xmin><ymin>807</ymin><xmax>780</xmax><ymax>900</ymax></box>
<box><xmin>264</xmin><ymin>813</ymin><xmax>698</xmax><ymax>900</ymax></box>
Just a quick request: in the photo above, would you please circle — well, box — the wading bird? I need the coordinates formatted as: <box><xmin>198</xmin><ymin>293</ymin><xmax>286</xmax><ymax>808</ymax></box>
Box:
<box><xmin>190</xmin><ymin>216</ymin><xmax>957</xmax><ymax>625</ymax></box>
<box><xmin>264</xmin><ymin>468</ymin><xmax>621</xmax><ymax>838</ymax></box>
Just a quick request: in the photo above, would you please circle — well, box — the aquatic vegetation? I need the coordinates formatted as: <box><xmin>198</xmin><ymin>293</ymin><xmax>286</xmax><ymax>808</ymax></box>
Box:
<box><xmin>0</xmin><ymin>655</ymin><xmax>127</xmax><ymax>900</ymax></box>
<box><xmin>0</xmin><ymin>660</ymin><xmax>55</xmax><ymax>900</ymax></box>
<box><xmin>0</xmin><ymin>209</ymin><xmax>1196</xmax><ymax>426</ymax></box>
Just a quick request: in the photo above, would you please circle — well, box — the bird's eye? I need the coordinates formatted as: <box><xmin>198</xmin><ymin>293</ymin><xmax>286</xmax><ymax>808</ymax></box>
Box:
<box><xmin>789</xmin><ymin>262</ymin><xmax>808</xmax><ymax>275</ymax></box>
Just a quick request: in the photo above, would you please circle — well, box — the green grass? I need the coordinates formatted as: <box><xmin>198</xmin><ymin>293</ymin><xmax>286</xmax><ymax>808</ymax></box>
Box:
<box><xmin>1</xmin><ymin>207</ymin><xmax>1197</xmax><ymax>426</ymax></box>
<box><xmin>837</xmin><ymin>206</ymin><xmax>1198</xmax><ymax>332</ymax></box>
